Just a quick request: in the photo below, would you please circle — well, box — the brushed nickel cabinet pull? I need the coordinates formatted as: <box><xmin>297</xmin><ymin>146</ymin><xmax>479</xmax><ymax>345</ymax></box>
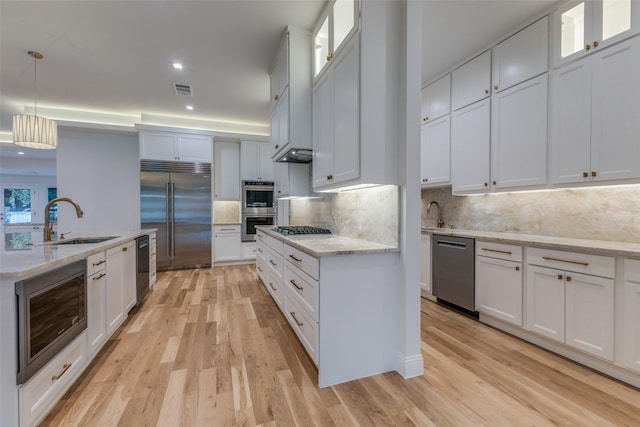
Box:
<box><xmin>257</xmin><ymin>248</ymin><xmax>264</xmax><ymax>253</ymax></box>
<box><xmin>290</xmin><ymin>312</ymin><xmax>303</xmax><ymax>327</ymax></box>
<box><xmin>93</xmin><ymin>273</ymin><xmax>106</xmax><ymax>281</ymax></box>
<box><xmin>52</xmin><ymin>363</ymin><xmax>72</xmax><ymax>381</ymax></box>
<box><xmin>269</xmin><ymin>282</ymin><xmax>277</xmax><ymax>291</ymax></box>
<box><xmin>257</xmin><ymin>266</ymin><xmax>263</xmax><ymax>272</ymax></box>
<box><xmin>93</xmin><ymin>260</ymin><xmax>106</xmax><ymax>267</ymax></box>
<box><xmin>220</xmin><ymin>228</ymin><xmax>236</xmax><ymax>231</ymax></box>
<box><xmin>542</xmin><ymin>256</ymin><xmax>588</xmax><ymax>266</ymax></box>
<box><xmin>269</xmin><ymin>260</ymin><xmax>277</xmax><ymax>267</ymax></box>
<box><xmin>481</xmin><ymin>248</ymin><xmax>512</xmax><ymax>255</ymax></box>
<box><xmin>290</xmin><ymin>279</ymin><xmax>303</xmax><ymax>291</ymax></box>
<box><xmin>289</xmin><ymin>254</ymin><xmax>302</xmax><ymax>263</ymax></box>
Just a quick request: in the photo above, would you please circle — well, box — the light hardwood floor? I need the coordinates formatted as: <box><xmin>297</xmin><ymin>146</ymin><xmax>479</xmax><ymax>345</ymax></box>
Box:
<box><xmin>41</xmin><ymin>265</ymin><xmax>640</xmax><ymax>426</ymax></box>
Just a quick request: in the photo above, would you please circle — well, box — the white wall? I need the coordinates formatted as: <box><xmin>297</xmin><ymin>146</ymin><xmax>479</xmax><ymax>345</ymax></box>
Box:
<box><xmin>56</xmin><ymin>128</ymin><xmax>140</xmax><ymax>234</ymax></box>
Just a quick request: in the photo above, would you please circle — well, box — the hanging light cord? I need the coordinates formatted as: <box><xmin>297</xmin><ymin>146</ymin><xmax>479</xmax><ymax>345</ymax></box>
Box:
<box><xmin>33</xmin><ymin>52</ymin><xmax>38</xmax><ymax>117</ymax></box>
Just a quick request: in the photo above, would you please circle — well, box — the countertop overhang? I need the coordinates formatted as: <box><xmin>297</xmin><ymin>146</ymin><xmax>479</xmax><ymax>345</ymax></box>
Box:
<box><xmin>0</xmin><ymin>230</ymin><xmax>156</xmax><ymax>280</ymax></box>
<box><xmin>421</xmin><ymin>227</ymin><xmax>640</xmax><ymax>257</ymax></box>
<box><xmin>256</xmin><ymin>226</ymin><xmax>399</xmax><ymax>257</ymax></box>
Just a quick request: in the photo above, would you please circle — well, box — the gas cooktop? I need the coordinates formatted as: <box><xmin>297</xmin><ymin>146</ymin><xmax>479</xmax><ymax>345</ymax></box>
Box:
<box><xmin>272</xmin><ymin>225</ymin><xmax>332</xmax><ymax>235</ymax></box>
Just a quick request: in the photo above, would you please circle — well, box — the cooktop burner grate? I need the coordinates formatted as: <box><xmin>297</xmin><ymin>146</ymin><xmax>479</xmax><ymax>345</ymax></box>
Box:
<box><xmin>272</xmin><ymin>225</ymin><xmax>332</xmax><ymax>235</ymax></box>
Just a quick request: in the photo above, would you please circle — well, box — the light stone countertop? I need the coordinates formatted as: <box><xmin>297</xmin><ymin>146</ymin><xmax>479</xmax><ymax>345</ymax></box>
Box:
<box><xmin>257</xmin><ymin>226</ymin><xmax>399</xmax><ymax>257</ymax></box>
<box><xmin>0</xmin><ymin>230</ymin><xmax>156</xmax><ymax>280</ymax></box>
<box><xmin>421</xmin><ymin>227</ymin><xmax>640</xmax><ymax>258</ymax></box>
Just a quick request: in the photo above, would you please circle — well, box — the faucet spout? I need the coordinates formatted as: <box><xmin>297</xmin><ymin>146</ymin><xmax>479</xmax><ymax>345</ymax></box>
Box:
<box><xmin>44</xmin><ymin>197</ymin><xmax>84</xmax><ymax>242</ymax></box>
<box><xmin>427</xmin><ymin>200</ymin><xmax>444</xmax><ymax>228</ymax></box>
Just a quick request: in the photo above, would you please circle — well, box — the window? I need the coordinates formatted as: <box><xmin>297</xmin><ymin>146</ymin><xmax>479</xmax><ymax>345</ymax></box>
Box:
<box><xmin>48</xmin><ymin>188</ymin><xmax>58</xmax><ymax>222</ymax></box>
<box><xmin>3</xmin><ymin>188</ymin><xmax>33</xmax><ymax>224</ymax></box>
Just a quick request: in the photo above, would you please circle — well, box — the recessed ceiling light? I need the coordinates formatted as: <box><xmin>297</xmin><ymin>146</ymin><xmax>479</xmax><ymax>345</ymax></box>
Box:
<box><xmin>173</xmin><ymin>63</ymin><xmax>183</xmax><ymax>70</ymax></box>
<box><xmin>17</xmin><ymin>151</ymin><xmax>25</xmax><ymax>155</ymax></box>
<box><xmin>186</xmin><ymin>105</ymin><xmax>194</xmax><ymax>110</ymax></box>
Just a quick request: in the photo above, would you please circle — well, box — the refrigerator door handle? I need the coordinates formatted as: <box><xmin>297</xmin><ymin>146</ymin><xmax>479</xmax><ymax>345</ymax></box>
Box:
<box><xmin>166</xmin><ymin>181</ymin><xmax>172</xmax><ymax>259</ymax></box>
<box><xmin>170</xmin><ymin>181</ymin><xmax>176</xmax><ymax>258</ymax></box>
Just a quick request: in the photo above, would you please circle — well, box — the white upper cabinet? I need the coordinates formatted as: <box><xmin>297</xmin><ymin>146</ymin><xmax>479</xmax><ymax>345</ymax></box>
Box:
<box><xmin>452</xmin><ymin>50</ymin><xmax>491</xmax><ymax>111</ymax></box>
<box><xmin>551</xmin><ymin>35</ymin><xmax>640</xmax><ymax>184</ymax></box>
<box><xmin>275</xmin><ymin>162</ymin><xmax>310</xmax><ymax>199</ymax></box>
<box><xmin>140</xmin><ymin>132</ymin><xmax>212</xmax><ymax>163</ymax></box>
<box><xmin>421</xmin><ymin>74</ymin><xmax>451</xmax><ymax>123</ymax></box>
<box><xmin>492</xmin><ymin>16</ymin><xmax>549</xmax><ymax>93</ymax></box>
<box><xmin>240</xmin><ymin>140</ymin><xmax>273</xmax><ymax>181</ymax></box>
<box><xmin>420</xmin><ymin>115</ymin><xmax>451</xmax><ymax>187</ymax></box>
<box><xmin>491</xmin><ymin>74</ymin><xmax>548</xmax><ymax>190</ymax></box>
<box><xmin>214</xmin><ymin>140</ymin><xmax>240</xmax><ymax>201</ymax></box>
<box><xmin>552</xmin><ymin>0</ymin><xmax>640</xmax><ymax>67</ymax></box>
<box><xmin>313</xmin><ymin>0</ymin><xmax>359</xmax><ymax>79</ymax></box>
<box><xmin>451</xmin><ymin>98</ymin><xmax>491</xmax><ymax>193</ymax></box>
<box><xmin>269</xmin><ymin>28</ymin><xmax>312</xmax><ymax>161</ymax></box>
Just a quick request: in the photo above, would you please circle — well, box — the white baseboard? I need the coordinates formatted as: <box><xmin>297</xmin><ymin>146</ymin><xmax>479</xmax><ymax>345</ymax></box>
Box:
<box><xmin>397</xmin><ymin>352</ymin><xmax>424</xmax><ymax>378</ymax></box>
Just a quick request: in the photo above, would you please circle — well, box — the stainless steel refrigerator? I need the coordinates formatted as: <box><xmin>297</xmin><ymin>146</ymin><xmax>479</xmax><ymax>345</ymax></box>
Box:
<box><xmin>140</xmin><ymin>161</ymin><xmax>211</xmax><ymax>270</ymax></box>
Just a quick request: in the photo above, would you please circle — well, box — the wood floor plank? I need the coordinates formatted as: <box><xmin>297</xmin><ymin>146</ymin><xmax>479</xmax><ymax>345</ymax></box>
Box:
<box><xmin>38</xmin><ymin>266</ymin><xmax>640</xmax><ymax>427</ymax></box>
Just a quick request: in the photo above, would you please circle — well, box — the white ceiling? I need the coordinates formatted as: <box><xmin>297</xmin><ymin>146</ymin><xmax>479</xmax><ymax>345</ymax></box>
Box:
<box><xmin>1</xmin><ymin>0</ymin><xmax>562</xmax><ymax>164</ymax></box>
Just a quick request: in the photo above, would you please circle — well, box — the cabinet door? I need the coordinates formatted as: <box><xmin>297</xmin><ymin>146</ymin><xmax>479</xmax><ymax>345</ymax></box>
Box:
<box><xmin>140</xmin><ymin>132</ymin><xmax>177</xmax><ymax>161</ymax></box>
<box><xmin>624</xmin><ymin>263</ymin><xmax>640</xmax><ymax>373</ymax></box>
<box><xmin>259</xmin><ymin>144</ymin><xmax>274</xmax><ymax>181</ymax></box>
<box><xmin>593</xmin><ymin>0</ymin><xmax>640</xmax><ymax>52</ymax></box>
<box><xmin>452</xmin><ymin>50</ymin><xmax>491</xmax><ymax>110</ymax></box>
<box><xmin>333</xmin><ymin>0</ymin><xmax>358</xmax><ymax>57</ymax></box>
<box><xmin>422</xmin><ymin>74</ymin><xmax>451</xmax><ymax>123</ymax></box>
<box><xmin>330</xmin><ymin>35</ymin><xmax>360</xmax><ymax>186</ymax></box>
<box><xmin>552</xmin><ymin>0</ymin><xmax>594</xmax><ymax>67</ymax></box>
<box><xmin>106</xmin><ymin>248</ymin><xmax>125</xmax><ymax>336</ymax></box>
<box><xmin>491</xmin><ymin>74</ymin><xmax>548</xmax><ymax>189</ymax></box>
<box><xmin>420</xmin><ymin>234</ymin><xmax>431</xmax><ymax>293</ymax></box>
<box><xmin>565</xmin><ymin>272</ymin><xmax>614</xmax><ymax>360</ymax></box>
<box><xmin>312</xmin><ymin>68</ymin><xmax>333</xmax><ymax>189</ymax></box>
<box><xmin>241</xmin><ymin>140</ymin><xmax>261</xmax><ymax>180</ymax></box>
<box><xmin>270</xmin><ymin>88</ymin><xmax>290</xmax><ymax>159</ymax></box>
<box><xmin>492</xmin><ymin>16</ymin><xmax>549</xmax><ymax>92</ymax></box>
<box><xmin>550</xmin><ymin>58</ymin><xmax>592</xmax><ymax>184</ymax></box>
<box><xmin>476</xmin><ymin>256</ymin><xmax>523</xmax><ymax>326</ymax></box>
<box><xmin>214</xmin><ymin>141</ymin><xmax>240</xmax><ymax>201</ymax></box>
<box><xmin>213</xmin><ymin>232</ymin><xmax>241</xmax><ymax>262</ymax></box>
<box><xmin>526</xmin><ymin>265</ymin><xmax>565</xmax><ymax>343</ymax></box>
<box><xmin>271</xmin><ymin>35</ymin><xmax>289</xmax><ymax>112</ymax></box>
<box><xmin>451</xmin><ymin>99</ymin><xmax>490</xmax><ymax>193</ymax></box>
<box><xmin>421</xmin><ymin>115</ymin><xmax>451</xmax><ymax>186</ymax></box>
<box><xmin>274</xmin><ymin>162</ymin><xmax>290</xmax><ymax>197</ymax></box>
<box><xmin>121</xmin><ymin>241</ymin><xmax>136</xmax><ymax>313</ymax></box>
<box><xmin>590</xmin><ymin>35</ymin><xmax>640</xmax><ymax>182</ymax></box>
<box><xmin>87</xmin><ymin>270</ymin><xmax>107</xmax><ymax>358</ymax></box>
<box><xmin>177</xmin><ymin>135</ymin><xmax>212</xmax><ymax>163</ymax></box>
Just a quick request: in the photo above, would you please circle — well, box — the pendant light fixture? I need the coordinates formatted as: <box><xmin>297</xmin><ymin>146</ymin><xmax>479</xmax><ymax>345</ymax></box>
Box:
<box><xmin>13</xmin><ymin>50</ymin><xmax>58</xmax><ymax>149</ymax></box>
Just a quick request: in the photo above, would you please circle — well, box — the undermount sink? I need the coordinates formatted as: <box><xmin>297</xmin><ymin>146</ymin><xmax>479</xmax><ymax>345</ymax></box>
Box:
<box><xmin>50</xmin><ymin>236</ymin><xmax>118</xmax><ymax>245</ymax></box>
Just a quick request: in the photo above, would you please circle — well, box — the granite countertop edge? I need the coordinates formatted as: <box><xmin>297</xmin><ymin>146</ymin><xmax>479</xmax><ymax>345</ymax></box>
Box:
<box><xmin>1</xmin><ymin>229</ymin><xmax>157</xmax><ymax>280</ymax></box>
<box><xmin>421</xmin><ymin>227</ymin><xmax>640</xmax><ymax>257</ymax></box>
<box><xmin>257</xmin><ymin>226</ymin><xmax>399</xmax><ymax>257</ymax></box>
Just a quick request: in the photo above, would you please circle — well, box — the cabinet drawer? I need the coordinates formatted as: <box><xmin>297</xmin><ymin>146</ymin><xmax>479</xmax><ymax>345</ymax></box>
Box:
<box><xmin>625</xmin><ymin>258</ymin><xmax>640</xmax><ymax>283</ymax></box>
<box><xmin>266</xmin><ymin>234</ymin><xmax>284</xmax><ymax>255</ymax></box>
<box><xmin>285</xmin><ymin>264</ymin><xmax>319</xmax><ymax>321</ymax></box>
<box><xmin>284</xmin><ymin>244</ymin><xmax>319</xmax><ymax>280</ymax></box>
<box><xmin>265</xmin><ymin>246</ymin><xmax>283</xmax><ymax>280</ymax></box>
<box><xmin>264</xmin><ymin>269</ymin><xmax>284</xmax><ymax>309</ymax></box>
<box><xmin>284</xmin><ymin>286</ymin><xmax>318</xmax><ymax>364</ymax></box>
<box><xmin>526</xmin><ymin>247</ymin><xmax>614</xmax><ymax>278</ymax></box>
<box><xmin>87</xmin><ymin>251</ymin><xmax>106</xmax><ymax>276</ymax></box>
<box><xmin>214</xmin><ymin>224</ymin><xmax>241</xmax><ymax>233</ymax></box>
<box><xmin>256</xmin><ymin>230</ymin><xmax>266</xmax><ymax>243</ymax></box>
<box><xmin>256</xmin><ymin>242</ymin><xmax>267</xmax><ymax>262</ymax></box>
<box><xmin>476</xmin><ymin>241</ymin><xmax>522</xmax><ymax>262</ymax></box>
<box><xmin>19</xmin><ymin>333</ymin><xmax>87</xmax><ymax>427</ymax></box>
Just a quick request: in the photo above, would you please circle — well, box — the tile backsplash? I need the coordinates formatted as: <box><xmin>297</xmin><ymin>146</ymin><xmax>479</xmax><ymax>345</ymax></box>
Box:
<box><xmin>289</xmin><ymin>185</ymin><xmax>399</xmax><ymax>247</ymax></box>
<box><xmin>421</xmin><ymin>185</ymin><xmax>640</xmax><ymax>243</ymax></box>
<box><xmin>213</xmin><ymin>201</ymin><xmax>240</xmax><ymax>224</ymax></box>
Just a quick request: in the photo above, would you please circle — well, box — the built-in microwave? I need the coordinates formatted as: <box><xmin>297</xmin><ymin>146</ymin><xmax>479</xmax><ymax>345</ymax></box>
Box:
<box><xmin>242</xmin><ymin>214</ymin><xmax>275</xmax><ymax>242</ymax></box>
<box><xmin>242</xmin><ymin>181</ymin><xmax>274</xmax><ymax>215</ymax></box>
<box><xmin>15</xmin><ymin>260</ymin><xmax>87</xmax><ymax>384</ymax></box>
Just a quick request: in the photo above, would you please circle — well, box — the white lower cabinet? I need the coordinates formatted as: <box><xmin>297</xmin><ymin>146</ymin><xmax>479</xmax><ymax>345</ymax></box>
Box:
<box><xmin>475</xmin><ymin>241</ymin><xmax>523</xmax><ymax>326</ymax></box>
<box><xmin>106</xmin><ymin>241</ymin><xmax>136</xmax><ymax>336</ymax></box>
<box><xmin>213</xmin><ymin>225</ymin><xmax>241</xmax><ymax>262</ymax></box>
<box><xmin>526</xmin><ymin>247</ymin><xmax>614</xmax><ymax>361</ymax></box>
<box><xmin>624</xmin><ymin>259</ymin><xmax>640</xmax><ymax>373</ymax></box>
<box><xmin>420</xmin><ymin>233</ymin><xmax>431</xmax><ymax>293</ymax></box>
<box><xmin>87</xmin><ymin>252</ymin><xmax>107</xmax><ymax>358</ymax></box>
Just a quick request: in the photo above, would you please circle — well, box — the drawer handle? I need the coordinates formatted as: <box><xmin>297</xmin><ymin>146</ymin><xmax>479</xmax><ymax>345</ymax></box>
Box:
<box><xmin>257</xmin><ymin>248</ymin><xmax>264</xmax><ymax>253</ymax></box>
<box><xmin>219</xmin><ymin>228</ymin><xmax>236</xmax><ymax>231</ymax></box>
<box><xmin>269</xmin><ymin>282</ymin><xmax>277</xmax><ymax>291</ymax></box>
<box><xmin>542</xmin><ymin>256</ymin><xmax>588</xmax><ymax>266</ymax></box>
<box><xmin>257</xmin><ymin>266</ymin><xmax>263</xmax><ymax>272</ymax></box>
<box><xmin>290</xmin><ymin>311</ymin><xmax>303</xmax><ymax>327</ymax></box>
<box><xmin>93</xmin><ymin>273</ymin><xmax>106</xmax><ymax>281</ymax></box>
<box><xmin>481</xmin><ymin>248</ymin><xmax>512</xmax><ymax>255</ymax></box>
<box><xmin>290</xmin><ymin>279</ymin><xmax>303</xmax><ymax>291</ymax></box>
<box><xmin>269</xmin><ymin>260</ymin><xmax>277</xmax><ymax>267</ymax></box>
<box><xmin>52</xmin><ymin>363</ymin><xmax>72</xmax><ymax>381</ymax></box>
<box><xmin>92</xmin><ymin>260</ymin><xmax>106</xmax><ymax>266</ymax></box>
<box><xmin>289</xmin><ymin>254</ymin><xmax>302</xmax><ymax>263</ymax></box>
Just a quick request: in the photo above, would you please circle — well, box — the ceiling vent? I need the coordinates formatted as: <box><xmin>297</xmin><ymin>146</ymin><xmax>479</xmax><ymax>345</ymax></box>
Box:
<box><xmin>173</xmin><ymin>83</ymin><xmax>193</xmax><ymax>96</ymax></box>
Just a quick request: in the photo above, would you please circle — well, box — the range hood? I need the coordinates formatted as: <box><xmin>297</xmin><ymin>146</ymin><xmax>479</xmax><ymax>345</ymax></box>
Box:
<box><xmin>275</xmin><ymin>148</ymin><xmax>312</xmax><ymax>163</ymax></box>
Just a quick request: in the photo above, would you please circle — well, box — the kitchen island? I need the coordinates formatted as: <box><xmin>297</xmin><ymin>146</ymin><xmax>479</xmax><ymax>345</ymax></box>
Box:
<box><xmin>255</xmin><ymin>226</ymin><xmax>404</xmax><ymax>388</ymax></box>
<box><xmin>0</xmin><ymin>230</ymin><xmax>155</xmax><ymax>427</ymax></box>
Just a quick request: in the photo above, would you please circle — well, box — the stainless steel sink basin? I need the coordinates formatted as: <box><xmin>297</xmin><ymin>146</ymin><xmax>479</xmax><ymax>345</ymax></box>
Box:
<box><xmin>50</xmin><ymin>236</ymin><xmax>118</xmax><ymax>245</ymax></box>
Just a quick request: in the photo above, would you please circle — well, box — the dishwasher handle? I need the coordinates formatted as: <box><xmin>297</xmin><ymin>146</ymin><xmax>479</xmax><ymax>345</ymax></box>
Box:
<box><xmin>436</xmin><ymin>240</ymin><xmax>468</xmax><ymax>249</ymax></box>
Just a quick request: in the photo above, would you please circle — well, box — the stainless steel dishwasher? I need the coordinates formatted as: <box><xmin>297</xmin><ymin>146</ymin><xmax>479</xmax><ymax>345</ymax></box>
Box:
<box><xmin>431</xmin><ymin>234</ymin><xmax>476</xmax><ymax>313</ymax></box>
<box><xmin>136</xmin><ymin>235</ymin><xmax>150</xmax><ymax>305</ymax></box>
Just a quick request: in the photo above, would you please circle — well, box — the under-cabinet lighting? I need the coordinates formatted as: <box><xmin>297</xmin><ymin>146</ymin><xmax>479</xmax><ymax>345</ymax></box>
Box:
<box><xmin>316</xmin><ymin>183</ymin><xmax>381</xmax><ymax>193</ymax></box>
<box><xmin>461</xmin><ymin>183</ymin><xmax>640</xmax><ymax>196</ymax></box>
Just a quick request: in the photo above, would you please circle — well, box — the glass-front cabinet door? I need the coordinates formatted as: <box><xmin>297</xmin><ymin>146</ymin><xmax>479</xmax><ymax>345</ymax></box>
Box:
<box><xmin>313</xmin><ymin>0</ymin><xmax>359</xmax><ymax>78</ymax></box>
<box><xmin>553</xmin><ymin>0</ymin><xmax>639</xmax><ymax>67</ymax></box>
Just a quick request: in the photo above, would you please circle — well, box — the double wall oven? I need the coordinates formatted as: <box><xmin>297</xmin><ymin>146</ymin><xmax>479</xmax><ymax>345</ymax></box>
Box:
<box><xmin>242</xmin><ymin>181</ymin><xmax>275</xmax><ymax>241</ymax></box>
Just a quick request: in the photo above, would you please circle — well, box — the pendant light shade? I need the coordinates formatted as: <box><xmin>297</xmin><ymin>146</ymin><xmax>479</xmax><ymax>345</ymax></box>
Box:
<box><xmin>13</xmin><ymin>114</ymin><xmax>58</xmax><ymax>149</ymax></box>
<box><xmin>13</xmin><ymin>51</ymin><xmax>58</xmax><ymax>149</ymax></box>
